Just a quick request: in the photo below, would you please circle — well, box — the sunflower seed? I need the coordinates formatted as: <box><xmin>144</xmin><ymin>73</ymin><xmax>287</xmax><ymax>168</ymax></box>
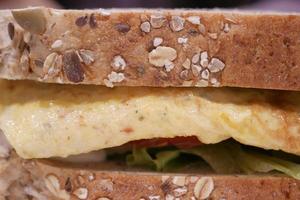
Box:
<box><xmin>12</xmin><ymin>8</ymin><xmax>46</xmax><ymax>34</ymax></box>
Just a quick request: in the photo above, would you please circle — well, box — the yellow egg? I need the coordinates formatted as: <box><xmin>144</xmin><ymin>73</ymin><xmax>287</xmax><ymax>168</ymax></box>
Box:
<box><xmin>0</xmin><ymin>80</ymin><xmax>299</xmax><ymax>158</ymax></box>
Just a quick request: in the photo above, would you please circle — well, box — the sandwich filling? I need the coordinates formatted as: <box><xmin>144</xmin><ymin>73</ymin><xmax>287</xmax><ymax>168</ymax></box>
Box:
<box><xmin>0</xmin><ymin>80</ymin><xmax>299</xmax><ymax>159</ymax></box>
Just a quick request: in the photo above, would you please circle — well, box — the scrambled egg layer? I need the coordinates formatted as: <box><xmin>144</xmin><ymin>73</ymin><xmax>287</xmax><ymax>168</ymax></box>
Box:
<box><xmin>0</xmin><ymin>80</ymin><xmax>299</xmax><ymax>158</ymax></box>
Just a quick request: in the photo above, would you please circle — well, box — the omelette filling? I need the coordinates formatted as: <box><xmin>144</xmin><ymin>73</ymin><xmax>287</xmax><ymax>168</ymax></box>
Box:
<box><xmin>0</xmin><ymin>80</ymin><xmax>300</xmax><ymax>179</ymax></box>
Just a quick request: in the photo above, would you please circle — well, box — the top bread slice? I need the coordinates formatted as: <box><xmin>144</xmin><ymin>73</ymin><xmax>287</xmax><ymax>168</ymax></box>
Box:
<box><xmin>0</xmin><ymin>7</ymin><xmax>299</xmax><ymax>90</ymax></box>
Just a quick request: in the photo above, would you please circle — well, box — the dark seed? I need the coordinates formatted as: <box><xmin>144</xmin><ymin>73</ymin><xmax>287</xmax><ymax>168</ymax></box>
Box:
<box><xmin>188</xmin><ymin>29</ymin><xmax>199</xmax><ymax>36</ymax></box>
<box><xmin>63</xmin><ymin>50</ymin><xmax>84</xmax><ymax>83</ymax></box>
<box><xmin>64</xmin><ymin>177</ymin><xmax>72</xmax><ymax>192</ymax></box>
<box><xmin>75</xmin><ymin>16</ymin><xmax>88</xmax><ymax>27</ymax></box>
<box><xmin>34</xmin><ymin>59</ymin><xmax>44</xmax><ymax>68</ymax></box>
<box><xmin>161</xmin><ymin>180</ymin><xmax>173</xmax><ymax>195</ymax></box>
<box><xmin>32</xmin><ymin>59</ymin><xmax>44</xmax><ymax>76</ymax></box>
<box><xmin>89</xmin><ymin>14</ymin><xmax>97</xmax><ymax>28</ymax></box>
<box><xmin>136</xmin><ymin>66</ymin><xmax>145</xmax><ymax>77</ymax></box>
<box><xmin>7</xmin><ymin>22</ymin><xmax>15</xmax><ymax>40</ymax></box>
<box><xmin>115</xmin><ymin>23</ymin><xmax>130</xmax><ymax>33</ymax></box>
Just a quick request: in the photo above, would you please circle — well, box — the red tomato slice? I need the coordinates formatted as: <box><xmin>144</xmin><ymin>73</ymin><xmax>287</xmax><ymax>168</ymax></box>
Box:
<box><xmin>127</xmin><ymin>136</ymin><xmax>202</xmax><ymax>149</ymax></box>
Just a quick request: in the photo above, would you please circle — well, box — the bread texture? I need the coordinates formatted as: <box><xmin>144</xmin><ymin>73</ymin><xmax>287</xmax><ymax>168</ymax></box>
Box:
<box><xmin>0</xmin><ymin>8</ymin><xmax>299</xmax><ymax>90</ymax></box>
<box><xmin>0</xmin><ymin>153</ymin><xmax>299</xmax><ymax>200</ymax></box>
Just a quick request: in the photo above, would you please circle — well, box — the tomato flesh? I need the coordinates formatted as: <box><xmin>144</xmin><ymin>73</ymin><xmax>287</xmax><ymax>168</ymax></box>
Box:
<box><xmin>128</xmin><ymin>136</ymin><xmax>202</xmax><ymax>149</ymax></box>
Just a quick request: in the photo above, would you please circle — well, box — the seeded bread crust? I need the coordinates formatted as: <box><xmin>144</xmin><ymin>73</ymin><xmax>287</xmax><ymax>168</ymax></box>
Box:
<box><xmin>1</xmin><ymin>154</ymin><xmax>300</xmax><ymax>200</ymax></box>
<box><xmin>0</xmin><ymin>8</ymin><xmax>299</xmax><ymax>90</ymax></box>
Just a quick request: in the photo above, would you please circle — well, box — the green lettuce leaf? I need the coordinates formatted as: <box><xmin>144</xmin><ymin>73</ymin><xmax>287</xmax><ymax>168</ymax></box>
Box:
<box><xmin>126</xmin><ymin>147</ymin><xmax>180</xmax><ymax>171</ymax></box>
<box><xmin>233</xmin><ymin>148</ymin><xmax>300</xmax><ymax>179</ymax></box>
<box><xmin>127</xmin><ymin>148</ymin><xmax>156</xmax><ymax>170</ymax></box>
<box><xmin>183</xmin><ymin>144</ymin><xmax>241</xmax><ymax>174</ymax></box>
<box><xmin>125</xmin><ymin>141</ymin><xmax>300</xmax><ymax>179</ymax></box>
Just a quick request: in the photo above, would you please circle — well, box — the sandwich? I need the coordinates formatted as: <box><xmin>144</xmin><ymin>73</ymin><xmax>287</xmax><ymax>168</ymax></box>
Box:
<box><xmin>0</xmin><ymin>7</ymin><xmax>299</xmax><ymax>199</ymax></box>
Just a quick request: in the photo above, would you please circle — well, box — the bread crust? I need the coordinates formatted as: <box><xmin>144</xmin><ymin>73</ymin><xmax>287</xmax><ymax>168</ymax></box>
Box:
<box><xmin>0</xmin><ymin>8</ymin><xmax>299</xmax><ymax>90</ymax></box>
<box><xmin>1</xmin><ymin>153</ymin><xmax>300</xmax><ymax>200</ymax></box>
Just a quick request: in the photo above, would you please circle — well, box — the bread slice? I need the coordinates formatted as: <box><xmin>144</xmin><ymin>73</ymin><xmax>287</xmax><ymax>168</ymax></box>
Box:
<box><xmin>0</xmin><ymin>8</ymin><xmax>299</xmax><ymax>90</ymax></box>
<box><xmin>1</xmin><ymin>153</ymin><xmax>300</xmax><ymax>200</ymax></box>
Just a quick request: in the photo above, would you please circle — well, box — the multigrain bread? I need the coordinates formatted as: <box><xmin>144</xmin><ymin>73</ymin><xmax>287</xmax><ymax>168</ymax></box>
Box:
<box><xmin>1</xmin><ymin>153</ymin><xmax>300</xmax><ymax>200</ymax></box>
<box><xmin>0</xmin><ymin>8</ymin><xmax>299</xmax><ymax>90</ymax></box>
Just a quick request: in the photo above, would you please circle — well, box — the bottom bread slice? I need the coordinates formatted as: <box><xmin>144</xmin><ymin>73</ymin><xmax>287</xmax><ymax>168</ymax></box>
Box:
<box><xmin>1</xmin><ymin>153</ymin><xmax>300</xmax><ymax>200</ymax></box>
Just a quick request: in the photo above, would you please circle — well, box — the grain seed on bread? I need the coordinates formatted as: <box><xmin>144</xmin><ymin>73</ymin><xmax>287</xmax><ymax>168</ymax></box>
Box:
<box><xmin>187</xmin><ymin>16</ymin><xmax>201</xmax><ymax>25</ymax></box>
<box><xmin>111</xmin><ymin>55</ymin><xmax>126</xmax><ymax>71</ymax></box>
<box><xmin>153</xmin><ymin>37</ymin><xmax>163</xmax><ymax>47</ymax></box>
<box><xmin>140</xmin><ymin>21</ymin><xmax>151</xmax><ymax>33</ymax></box>
<box><xmin>2</xmin><ymin>8</ymin><xmax>298</xmax><ymax>90</ymax></box>
<box><xmin>182</xmin><ymin>58</ymin><xmax>191</xmax><ymax>69</ymax></box>
<box><xmin>79</xmin><ymin>49</ymin><xmax>95</xmax><ymax>65</ymax></box>
<box><xmin>73</xmin><ymin>187</ymin><xmax>88</xmax><ymax>200</ymax></box>
<box><xmin>193</xmin><ymin>177</ymin><xmax>214</xmax><ymax>200</ymax></box>
<box><xmin>170</xmin><ymin>16</ymin><xmax>185</xmax><ymax>32</ymax></box>
<box><xmin>148</xmin><ymin>46</ymin><xmax>177</xmax><ymax>67</ymax></box>
<box><xmin>11</xmin><ymin>8</ymin><xmax>46</xmax><ymax>34</ymax></box>
<box><xmin>44</xmin><ymin>174</ymin><xmax>70</xmax><ymax>200</ymax></box>
<box><xmin>150</xmin><ymin>14</ymin><xmax>166</xmax><ymax>28</ymax></box>
<box><xmin>62</xmin><ymin>50</ymin><xmax>85</xmax><ymax>83</ymax></box>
